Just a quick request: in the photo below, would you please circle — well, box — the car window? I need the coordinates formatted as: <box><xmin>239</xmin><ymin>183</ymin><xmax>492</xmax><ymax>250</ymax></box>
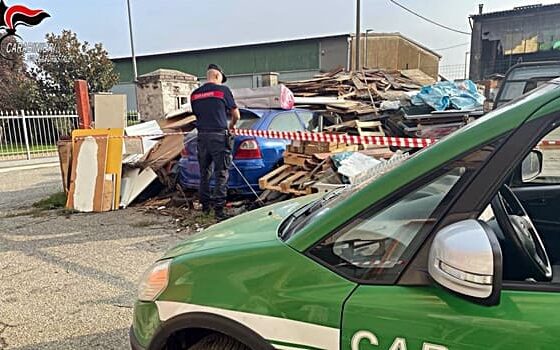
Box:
<box><xmin>268</xmin><ymin>112</ymin><xmax>304</xmax><ymax>132</ymax></box>
<box><xmin>309</xmin><ymin>169</ymin><xmax>464</xmax><ymax>282</ymax></box>
<box><xmin>297</xmin><ymin>111</ymin><xmax>318</xmax><ymax>132</ymax></box>
<box><xmin>525</xmin><ymin>126</ymin><xmax>560</xmax><ymax>184</ymax></box>
<box><xmin>496</xmin><ymin>64</ymin><xmax>560</xmax><ymax>107</ymax></box>
<box><xmin>237</xmin><ymin>110</ymin><xmax>260</xmax><ymax>129</ymax></box>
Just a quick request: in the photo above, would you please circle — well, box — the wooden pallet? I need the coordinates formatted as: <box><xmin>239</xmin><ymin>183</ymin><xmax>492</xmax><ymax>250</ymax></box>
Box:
<box><xmin>259</xmin><ymin>165</ymin><xmax>313</xmax><ymax>196</ymax></box>
<box><xmin>280</xmin><ymin>171</ymin><xmax>309</xmax><ymax>193</ymax></box>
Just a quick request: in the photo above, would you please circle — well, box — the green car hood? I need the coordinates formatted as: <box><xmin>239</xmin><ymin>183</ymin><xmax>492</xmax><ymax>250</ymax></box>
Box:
<box><xmin>162</xmin><ymin>195</ymin><xmax>319</xmax><ymax>259</ymax></box>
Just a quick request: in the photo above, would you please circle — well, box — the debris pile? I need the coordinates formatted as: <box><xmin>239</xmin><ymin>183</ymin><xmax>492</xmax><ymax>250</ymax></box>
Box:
<box><xmin>259</xmin><ymin>138</ymin><xmax>394</xmax><ymax>199</ymax></box>
<box><xmin>284</xmin><ymin>68</ymin><xmax>427</xmax><ymax>119</ymax></box>
<box><xmin>60</xmin><ymin>110</ymin><xmax>196</xmax><ymax>213</ymax></box>
<box><xmin>285</xmin><ymin>68</ymin><xmax>485</xmax><ymax>140</ymax></box>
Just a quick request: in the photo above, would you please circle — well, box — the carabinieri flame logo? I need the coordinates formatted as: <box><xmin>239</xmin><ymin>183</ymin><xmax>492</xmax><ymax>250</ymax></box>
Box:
<box><xmin>0</xmin><ymin>0</ymin><xmax>50</xmax><ymax>58</ymax></box>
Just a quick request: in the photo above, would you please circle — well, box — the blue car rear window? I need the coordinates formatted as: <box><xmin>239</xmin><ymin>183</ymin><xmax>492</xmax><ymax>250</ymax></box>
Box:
<box><xmin>237</xmin><ymin>111</ymin><xmax>260</xmax><ymax>129</ymax></box>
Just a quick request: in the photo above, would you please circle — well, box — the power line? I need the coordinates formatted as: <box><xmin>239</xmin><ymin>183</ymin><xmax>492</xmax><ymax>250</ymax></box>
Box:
<box><xmin>388</xmin><ymin>0</ymin><xmax>471</xmax><ymax>36</ymax></box>
<box><xmin>434</xmin><ymin>42</ymin><xmax>470</xmax><ymax>51</ymax></box>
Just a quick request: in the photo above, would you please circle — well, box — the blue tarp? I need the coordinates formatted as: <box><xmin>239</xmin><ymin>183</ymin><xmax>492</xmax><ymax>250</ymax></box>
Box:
<box><xmin>411</xmin><ymin>80</ymin><xmax>485</xmax><ymax>111</ymax></box>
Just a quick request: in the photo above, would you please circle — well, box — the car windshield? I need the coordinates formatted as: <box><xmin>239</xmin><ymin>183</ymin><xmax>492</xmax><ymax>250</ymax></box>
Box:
<box><xmin>308</xmin><ymin>168</ymin><xmax>464</xmax><ymax>280</ymax></box>
<box><xmin>279</xmin><ymin>152</ymin><xmax>412</xmax><ymax>240</ymax></box>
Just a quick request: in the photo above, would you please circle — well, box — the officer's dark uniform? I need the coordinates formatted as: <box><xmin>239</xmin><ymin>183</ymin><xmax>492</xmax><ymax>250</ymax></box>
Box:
<box><xmin>190</xmin><ymin>71</ymin><xmax>237</xmax><ymax>217</ymax></box>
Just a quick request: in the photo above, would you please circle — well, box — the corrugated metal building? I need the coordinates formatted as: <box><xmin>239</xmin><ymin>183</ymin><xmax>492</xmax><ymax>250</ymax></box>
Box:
<box><xmin>112</xmin><ymin>33</ymin><xmax>439</xmax><ymax>109</ymax></box>
<box><xmin>470</xmin><ymin>3</ymin><xmax>560</xmax><ymax>81</ymax></box>
<box><xmin>112</xmin><ymin>35</ymin><xmax>349</xmax><ymax>108</ymax></box>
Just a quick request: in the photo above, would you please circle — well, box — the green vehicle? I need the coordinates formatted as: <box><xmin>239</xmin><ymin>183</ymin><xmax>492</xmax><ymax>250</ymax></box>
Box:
<box><xmin>131</xmin><ymin>79</ymin><xmax>560</xmax><ymax>350</ymax></box>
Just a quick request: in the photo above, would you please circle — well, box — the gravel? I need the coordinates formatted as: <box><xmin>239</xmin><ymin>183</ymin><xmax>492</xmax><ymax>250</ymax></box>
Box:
<box><xmin>0</xmin><ymin>166</ymin><xmax>191</xmax><ymax>349</ymax></box>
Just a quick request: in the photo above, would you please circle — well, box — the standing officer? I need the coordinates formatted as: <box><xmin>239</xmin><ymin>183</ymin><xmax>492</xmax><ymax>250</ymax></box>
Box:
<box><xmin>191</xmin><ymin>64</ymin><xmax>240</xmax><ymax>221</ymax></box>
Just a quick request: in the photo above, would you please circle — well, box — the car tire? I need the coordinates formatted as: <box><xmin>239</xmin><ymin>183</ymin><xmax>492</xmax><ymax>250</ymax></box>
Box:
<box><xmin>190</xmin><ymin>334</ymin><xmax>250</xmax><ymax>350</ymax></box>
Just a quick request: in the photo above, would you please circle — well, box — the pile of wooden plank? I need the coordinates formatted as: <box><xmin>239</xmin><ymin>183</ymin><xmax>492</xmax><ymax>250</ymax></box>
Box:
<box><xmin>259</xmin><ymin>141</ymin><xmax>353</xmax><ymax>196</ymax></box>
<box><xmin>283</xmin><ymin>68</ymin><xmax>428</xmax><ymax>118</ymax></box>
<box><xmin>258</xmin><ymin>117</ymin><xmax>398</xmax><ymax>198</ymax></box>
<box><xmin>324</xmin><ymin>119</ymin><xmax>394</xmax><ymax>155</ymax></box>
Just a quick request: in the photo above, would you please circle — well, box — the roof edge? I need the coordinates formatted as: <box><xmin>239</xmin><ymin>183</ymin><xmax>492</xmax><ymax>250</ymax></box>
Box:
<box><xmin>471</xmin><ymin>3</ymin><xmax>560</xmax><ymax>20</ymax></box>
<box><xmin>111</xmin><ymin>33</ymin><xmax>350</xmax><ymax>61</ymax></box>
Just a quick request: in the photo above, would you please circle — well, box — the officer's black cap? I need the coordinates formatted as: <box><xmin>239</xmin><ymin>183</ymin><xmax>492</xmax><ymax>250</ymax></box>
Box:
<box><xmin>207</xmin><ymin>63</ymin><xmax>228</xmax><ymax>83</ymax></box>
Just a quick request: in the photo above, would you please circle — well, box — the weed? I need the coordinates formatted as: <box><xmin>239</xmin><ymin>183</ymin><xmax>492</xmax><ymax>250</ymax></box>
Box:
<box><xmin>130</xmin><ymin>220</ymin><xmax>160</xmax><ymax>228</ymax></box>
<box><xmin>32</xmin><ymin>192</ymin><xmax>67</xmax><ymax>210</ymax></box>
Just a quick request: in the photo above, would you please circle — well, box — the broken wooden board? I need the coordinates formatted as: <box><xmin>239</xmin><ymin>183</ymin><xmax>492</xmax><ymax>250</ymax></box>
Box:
<box><xmin>72</xmin><ymin>128</ymin><xmax>124</xmax><ymax>209</ymax></box>
<box><xmin>66</xmin><ymin>135</ymin><xmax>109</xmax><ymax>212</ymax></box>
<box><xmin>325</xmin><ymin>120</ymin><xmax>385</xmax><ymax>139</ymax></box>
<box><xmin>57</xmin><ymin>140</ymin><xmax>72</xmax><ymax>193</ymax></box>
<box><xmin>359</xmin><ymin>148</ymin><xmax>395</xmax><ymax>159</ymax></box>
<box><xmin>102</xmin><ymin>174</ymin><xmax>116</xmax><ymax>212</ymax></box>
<box><xmin>304</xmin><ymin>141</ymin><xmax>340</xmax><ymax>155</ymax></box>
<box><xmin>287</xmin><ymin>140</ymin><xmax>305</xmax><ymax>154</ymax></box>
<box><xmin>94</xmin><ymin>94</ymin><xmax>127</xmax><ymax>129</ymax></box>
<box><xmin>400</xmin><ymin>69</ymin><xmax>436</xmax><ymax>86</ymax></box>
<box><xmin>284</xmin><ymin>152</ymin><xmax>312</xmax><ymax>167</ymax></box>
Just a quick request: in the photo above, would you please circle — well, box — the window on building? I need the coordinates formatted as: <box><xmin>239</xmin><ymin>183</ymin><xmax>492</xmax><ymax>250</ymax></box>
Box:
<box><xmin>175</xmin><ymin>97</ymin><xmax>189</xmax><ymax>109</ymax></box>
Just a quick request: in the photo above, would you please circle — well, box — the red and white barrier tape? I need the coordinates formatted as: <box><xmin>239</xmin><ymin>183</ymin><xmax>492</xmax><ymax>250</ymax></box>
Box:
<box><xmin>74</xmin><ymin>129</ymin><xmax>436</xmax><ymax>148</ymax></box>
<box><xmin>72</xmin><ymin>128</ymin><xmax>560</xmax><ymax>149</ymax></box>
<box><xmin>540</xmin><ymin>140</ymin><xmax>560</xmax><ymax>147</ymax></box>
<box><xmin>233</xmin><ymin>129</ymin><xmax>435</xmax><ymax>148</ymax></box>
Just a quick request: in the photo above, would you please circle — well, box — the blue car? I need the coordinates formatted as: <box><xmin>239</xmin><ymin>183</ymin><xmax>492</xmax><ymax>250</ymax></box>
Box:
<box><xmin>179</xmin><ymin>108</ymin><xmax>316</xmax><ymax>195</ymax></box>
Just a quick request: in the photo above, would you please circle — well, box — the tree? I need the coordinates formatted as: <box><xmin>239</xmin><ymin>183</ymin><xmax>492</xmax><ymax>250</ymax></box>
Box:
<box><xmin>33</xmin><ymin>30</ymin><xmax>119</xmax><ymax>110</ymax></box>
<box><xmin>0</xmin><ymin>37</ymin><xmax>40</xmax><ymax>111</ymax></box>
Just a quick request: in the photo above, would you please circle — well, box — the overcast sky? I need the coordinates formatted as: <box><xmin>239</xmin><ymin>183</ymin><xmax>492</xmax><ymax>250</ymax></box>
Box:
<box><xmin>15</xmin><ymin>0</ymin><xmax>560</xmax><ymax>67</ymax></box>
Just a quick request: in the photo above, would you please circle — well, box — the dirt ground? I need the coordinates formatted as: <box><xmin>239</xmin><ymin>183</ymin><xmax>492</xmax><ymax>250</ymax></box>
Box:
<box><xmin>0</xmin><ymin>166</ymin><xmax>193</xmax><ymax>350</ymax></box>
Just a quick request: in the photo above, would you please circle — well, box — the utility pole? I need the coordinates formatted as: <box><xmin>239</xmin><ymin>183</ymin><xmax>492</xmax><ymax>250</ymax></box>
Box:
<box><xmin>365</xmin><ymin>29</ymin><xmax>373</xmax><ymax>68</ymax></box>
<box><xmin>126</xmin><ymin>0</ymin><xmax>138</xmax><ymax>81</ymax></box>
<box><xmin>355</xmin><ymin>0</ymin><xmax>361</xmax><ymax>71</ymax></box>
<box><xmin>464</xmin><ymin>51</ymin><xmax>470</xmax><ymax>79</ymax></box>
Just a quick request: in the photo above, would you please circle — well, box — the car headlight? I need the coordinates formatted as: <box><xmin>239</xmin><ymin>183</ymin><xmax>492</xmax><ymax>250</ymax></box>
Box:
<box><xmin>137</xmin><ymin>260</ymin><xmax>171</xmax><ymax>302</ymax></box>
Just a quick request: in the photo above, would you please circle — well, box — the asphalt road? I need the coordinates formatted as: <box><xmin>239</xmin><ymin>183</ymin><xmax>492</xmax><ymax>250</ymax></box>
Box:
<box><xmin>0</xmin><ymin>165</ymin><xmax>63</xmax><ymax>215</ymax></box>
<box><xmin>0</xmin><ymin>166</ymin><xmax>189</xmax><ymax>349</ymax></box>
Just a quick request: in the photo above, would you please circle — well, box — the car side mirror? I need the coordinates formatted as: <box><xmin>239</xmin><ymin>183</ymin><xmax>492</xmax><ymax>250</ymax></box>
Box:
<box><xmin>521</xmin><ymin>150</ymin><xmax>543</xmax><ymax>182</ymax></box>
<box><xmin>429</xmin><ymin>219</ymin><xmax>502</xmax><ymax>306</ymax></box>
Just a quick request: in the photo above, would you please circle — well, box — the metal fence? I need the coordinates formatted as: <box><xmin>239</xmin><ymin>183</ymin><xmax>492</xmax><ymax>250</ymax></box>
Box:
<box><xmin>0</xmin><ymin>110</ymin><xmax>140</xmax><ymax>161</ymax></box>
<box><xmin>439</xmin><ymin>64</ymin><xmax>468</xmax><ymax>81</ymax></box>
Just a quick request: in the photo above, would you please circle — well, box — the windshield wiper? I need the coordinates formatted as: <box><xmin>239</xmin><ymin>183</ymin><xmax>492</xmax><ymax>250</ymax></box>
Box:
<box><xmin>279</xmin><ymin>187</ymin><xmax>347</xmax><ymax>240</ymax></box>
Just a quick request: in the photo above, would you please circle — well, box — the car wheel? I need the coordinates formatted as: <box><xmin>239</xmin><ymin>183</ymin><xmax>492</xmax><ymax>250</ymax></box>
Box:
<box><xmin>190</xmin><ymin>334</ymin><xmax>250</xmax><ymax>350</ymax></box>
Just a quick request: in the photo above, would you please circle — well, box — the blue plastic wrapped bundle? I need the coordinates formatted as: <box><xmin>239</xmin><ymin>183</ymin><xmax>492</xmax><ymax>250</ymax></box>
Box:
<box><xmin>411</xmin><ymin>80</ymin><xmax>485</xmax><ymax>111</ymax></box>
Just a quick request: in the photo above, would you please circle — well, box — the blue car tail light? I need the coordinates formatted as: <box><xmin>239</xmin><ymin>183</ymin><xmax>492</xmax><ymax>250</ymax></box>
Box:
<box><xmin>235</xmin><ymin>139</ymin><xmax>262</xmax><ymax>160</ymax></box>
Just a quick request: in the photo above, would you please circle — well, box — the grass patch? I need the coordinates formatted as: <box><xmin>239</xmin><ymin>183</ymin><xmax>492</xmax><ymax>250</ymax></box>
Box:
<box><xmin>0</xmin><ymin>144</ymin><xmax>57</xmax><ymax>156</ymax></box>
<box><xmin>177</xmin><ymin>211</ymin><xmax>217</xmax><ymax>228</ymax></box>
<box><xmin>32</xmin><ymin>192</ymin><xmax>67</xmax><ymax>210</ymax></box>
